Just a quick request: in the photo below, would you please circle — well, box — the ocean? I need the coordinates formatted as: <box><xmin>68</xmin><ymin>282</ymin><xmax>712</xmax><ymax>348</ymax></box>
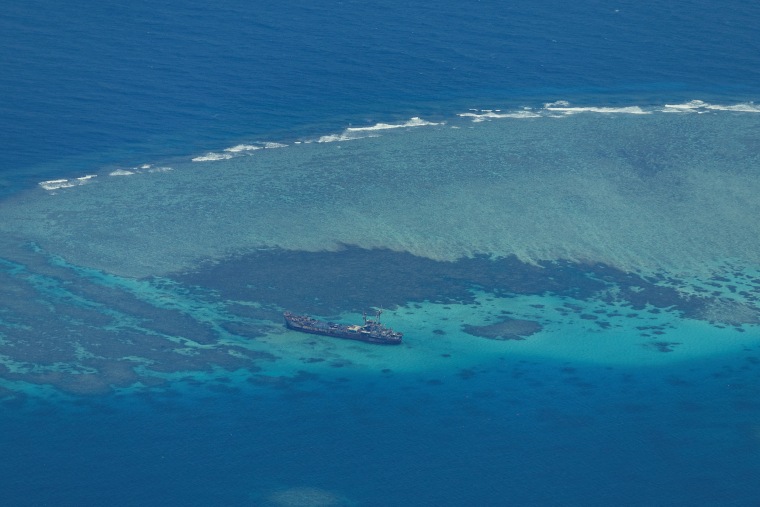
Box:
<box><xmin>1</xmin><ymin>1</ymin><xmax>760</xmax><ymax>505</ymax></box>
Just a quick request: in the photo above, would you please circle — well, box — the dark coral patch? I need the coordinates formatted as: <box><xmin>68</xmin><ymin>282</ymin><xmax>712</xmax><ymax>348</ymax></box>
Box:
<box><xmin>644</xmin><ymin>341</ymin><xmax>683</xmax><ymax>353</ymax></box>
<box><xmin>462</xmin><ymin>318</ymin><xmax>543</xmax><ymax>341</ymax></box>
<box><xmin>2</xmin><ymin>238</ymin><xmax>758</xmax><ymax>398</ymax></box>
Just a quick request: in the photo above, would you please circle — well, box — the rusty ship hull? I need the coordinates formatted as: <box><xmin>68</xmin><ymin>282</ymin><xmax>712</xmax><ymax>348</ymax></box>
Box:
<box><xmin>283</xmin><ymin>312</ymin><xmax>402</xmax><ymax>345</ymax></box>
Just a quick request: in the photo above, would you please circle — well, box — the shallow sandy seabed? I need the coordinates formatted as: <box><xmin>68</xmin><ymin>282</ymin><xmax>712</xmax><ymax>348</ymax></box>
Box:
<box><xmin>260</xmin><ymin>487</ymin><xmax>354</xmax><ymax>507</ymax></box>
<box><xmin>1</xmin><ymin>111</ymin><xmax>758</xmax><ymax>278</ymax></box>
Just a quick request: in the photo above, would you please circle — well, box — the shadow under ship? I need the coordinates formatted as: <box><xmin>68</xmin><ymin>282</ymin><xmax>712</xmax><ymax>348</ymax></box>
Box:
<box><xmin>283</xmin><ymin>310</ymin><xmax>403</xmax><ymax>345</ymax></box>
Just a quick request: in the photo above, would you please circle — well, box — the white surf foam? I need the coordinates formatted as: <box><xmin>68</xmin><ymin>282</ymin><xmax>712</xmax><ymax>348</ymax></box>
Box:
<box><xmin>38</xmin><ymin>179</ymin><xmax>74</xmax><ymax>190</ymax></box>
<box><xmin>346</xmin><ymin>117</ymin><xmax>442</xmax><ymax>132</ymax></box>
<box><xmin>315</xmin><ymin>132</ymin><xmax>378</xmax><ymax>143</ymax></box>
<box><xmin>315</xmin><ymin>117</ymin><xmax>441</xmax><ymax>143</ymax></box>
<box><xmin>262</xmin><ymin>142</ymin><xmax>287</xmax><ymax>149</ymax></box>
<box><xmin>109</xmin><ymin>166</ymin><xmax>172</xmax><ymax>177</ymax></box>
<box><xmin>661</xmin><ymin>99</ymin><xmax>708</xmax><ymax>113</ymax></box>
<box><xmin>213</xmin><ymin>141</ymin><xmax>287</xmax><ymax>156</ymax></box>
<box><xmin>458</xmin><ymin>109</ymin><xmax>541</xmax><ymax>122</ymax></box>
<box><xmin>191</xmin><ymin>152</ymin><xmax>234</xmax><ymax>162</ymax></box>
<box><xmin>543</xmin><ymin>101</ymin><xmax>649</xmax><ymax>115</ymax></box>
<box><xmin>224</xmin><ymin>144</ymin><xmax>262</xmax><ymax>153</ymax></box>
<box><xmin>109</xmin><ymin>169</ymin><xmax>135</xmax><ymax>176</ymax></box>
<box><xmin>458</xmin><ymin>100</ymin><xmax>759</xmax><ymax>123</ymax></box>
<box><xmin>662</xmin><ymin>100</ymin><xmax>760</xmax><ymax>114</ymax></box>
<box><xmin>38</xmin><ymin>174</ymin><xmax>97</xmax><ymax>191</ymax></box>
<box><xmin>709</xmin><ymin>102</ymin><xmax>760</xmax><ymax>112</ymax></box>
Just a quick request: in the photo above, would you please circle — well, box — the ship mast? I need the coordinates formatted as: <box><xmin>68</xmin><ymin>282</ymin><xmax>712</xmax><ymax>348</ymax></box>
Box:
<box><xmin>364</xmin><ymin>309</ymin><xmax>383</xmax><ymax>324</ymax></box>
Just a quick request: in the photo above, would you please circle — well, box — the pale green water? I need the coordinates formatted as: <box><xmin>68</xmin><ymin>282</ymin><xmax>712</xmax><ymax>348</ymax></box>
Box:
<box><xmin>2</xmin><ymin>107</ymin><xmax>759</xmax><ymax>278</ymax></box>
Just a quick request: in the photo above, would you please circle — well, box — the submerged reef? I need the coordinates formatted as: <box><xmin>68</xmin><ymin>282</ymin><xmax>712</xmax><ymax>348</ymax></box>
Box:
<box><xmin>0</xmin><ymin>240</ymin><xmax>276</xmax><ymax>397</ymax></box>
<box><xmin>2</xmin><ymin>112</ymin><xmax>760</xmax><ymax>280</ymax></box>
<box><xmin>0</xmin><ymin>238</ymin><xmax>758</xmax><ymax>399</ymax></box>
<box><xmin>462</xmin><ymin>318</ymin><xmax>543</xmax><ymax>340</ymax></box>
<box><xmin>0</xmin><ymin>111</ymin><xmax>757</xmax><ymax>401</ymax></box>
<box><xmin>260</xmin><ymin>487</ymin><xmax>355</xmax><ymax>507</ymax></box>
<box><xmin>173</xmin><ymin>246</ymin><xmax>735</xmax><ymax>321</ymax></box>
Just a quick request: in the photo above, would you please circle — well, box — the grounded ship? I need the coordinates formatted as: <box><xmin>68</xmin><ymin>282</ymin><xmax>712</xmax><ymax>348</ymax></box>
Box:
<box><xmin>283</xmin><ymin>310</ymin><xmax>403</xmax><ymax>345</ymax></box>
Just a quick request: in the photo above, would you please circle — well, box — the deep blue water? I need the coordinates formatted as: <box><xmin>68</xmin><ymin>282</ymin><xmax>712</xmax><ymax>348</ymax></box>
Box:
<box><xmin>2</xmin><ymin>0</ymin><xmax>759</xmax><ymax>188</ymax></box>
<box><xmin>2</xmin><ymin>1</ymin><xmax>760</xmax><ymax>506</ymax></box>
<box><xmin>4</xmin><ymin>358</ymin><xmax>760</xmax><ymax>507</ymax></box>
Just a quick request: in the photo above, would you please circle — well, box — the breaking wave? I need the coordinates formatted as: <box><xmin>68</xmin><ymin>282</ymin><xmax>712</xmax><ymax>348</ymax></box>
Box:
<box><xmin>458</xmin><ymin>100</ymin><xmax>760</xmax><ymax>122</ymax></box>
<box><xmin>38</xmin><ymin>174</ymin><xmax>96</xmax><ymax>191</ymax></box>
<box><xmin>36</xmin><ymin>100</ymin><xmax>759</xmax><ymax>192</ymax></box>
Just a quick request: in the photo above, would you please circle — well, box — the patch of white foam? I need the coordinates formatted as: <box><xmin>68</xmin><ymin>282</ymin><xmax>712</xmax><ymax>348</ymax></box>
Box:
<box><xmin>710</xmin><ymin>102</ymin><xmax>760</xmax><ymax>112</ymax></box>
<box><xmin>315</xmin><ymin>132</ymin><xmax>378</xmax><ymax>143</ymax></box>
<box><xmin>459</xmin><ymin>100</ymin><xmax>759</xmax><ymax>123</ymax></box>
<box><xmin>345</xmin><ymin>116</ymin><xmax>442</xmax><ymax>132</ymax></box>
<box><xmin>109</xmin><ymin>165</ymin><xmax>172</xmax><ymax>177</ymax></box>
<box><xmin>191</xmin><ymin>152</ymin><xmax>234</xmax><ymax>162</ymax></box>
<box><xmin>38</xmin><ymin>174</ymin><xmax>97</xmax><ymax>191</ymax></box>
<box><xmin>212</xmin><ymin>141</ymin><xmax>287</xmax><ymax>156</ymax></box>
<box><xmin>662</xmin><ymin>100</ymin><xmax>760</xmax><ymax>114</ymax></box>
<box><xmin>224</xmin><ymin>144</ymin><xmax>262</xmax><ymax>153</ymax></box>
<box><xmin>458</xmin><ymin>109</ymin><xmax>541</xmax><ymax>122</ymax></box>
<box><xmin>314</xmin><ymin>117</ymin><xmax>441</xmax><ymax>143</ymax></box>
<box><xmin>544</xmin><ymin>101</ymin><xmax>649</xmax><ymax>115</ymax></box>
<box><xmin>662</xmin><ymin>100</ymin><xmax>710</xmax><ymax>113</ymax></box>
<box><xmin>38</xmin><ymin>179</ymin><xmax>74</xmax><ymax>190</ymax></box>
<box><xmin>109</xmin><ymin>169</ymin><xmax>135</xmax><ymax>176</ymax></box>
